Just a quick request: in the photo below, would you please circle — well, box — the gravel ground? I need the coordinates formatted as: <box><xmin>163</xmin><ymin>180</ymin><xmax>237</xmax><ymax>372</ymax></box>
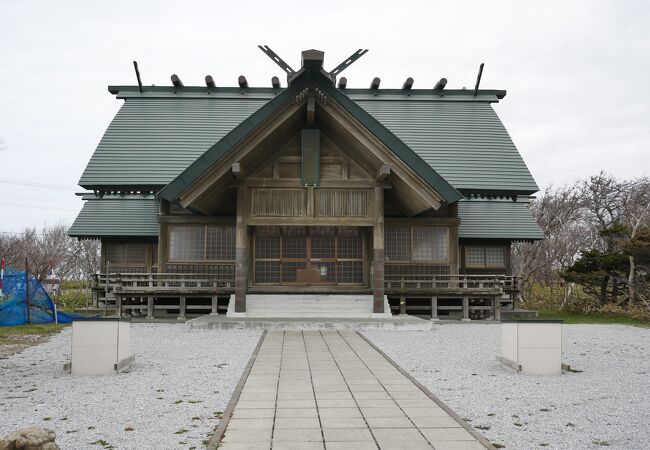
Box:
<box><xmin>0</xmin><ymin>324</ymin><xmax>261</xmax><ymax>449</ymax></box>
<box><xmin>364</xmin><ymin>324</ymin><xmax>650</xmax><ymax>450</ymax></box>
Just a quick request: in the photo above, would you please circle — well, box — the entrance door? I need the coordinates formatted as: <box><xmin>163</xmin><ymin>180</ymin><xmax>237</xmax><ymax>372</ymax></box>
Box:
<box><xmin>253</xmin><ymin>226</ymin><xmax>364</xmax><ymax>286</ymax></box>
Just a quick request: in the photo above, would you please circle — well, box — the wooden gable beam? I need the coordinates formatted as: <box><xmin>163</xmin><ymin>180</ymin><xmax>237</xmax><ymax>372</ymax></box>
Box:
<box><xmin>232</xmin><ymin>162</ymin><xmax>244</xmax><ymax>180</ymax></box>
<box><xmin>317</xmin><ymin>100</ymin><xmax>444</xmax><ymax>216</ymax></box>
<box><xmin>376</xmin><ymin>164</ymin><xmax>391</xmax><ymax>181</ymax></box>
<box><xmin>307</xmin><ymin>96</ymin><xmax>316</xmax><ymax>125</ymax></box>
<box><xmin>177</xmin><ymin>101</ymin><xmax>304</xmax><ymax>211</ymax></box>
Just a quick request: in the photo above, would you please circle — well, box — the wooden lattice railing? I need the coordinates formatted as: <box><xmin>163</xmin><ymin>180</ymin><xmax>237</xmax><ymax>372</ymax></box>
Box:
<box><xmin>384</xmin><ymin>274</ymin><xmax>520</xmax><ymax>295</ymax></box>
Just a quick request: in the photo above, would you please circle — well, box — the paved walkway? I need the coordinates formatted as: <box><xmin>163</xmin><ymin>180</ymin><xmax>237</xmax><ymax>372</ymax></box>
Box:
<box><xmin>218</xmin><ymin>331</ymin><xmax>490</xmax><ymax>450</ymax></box>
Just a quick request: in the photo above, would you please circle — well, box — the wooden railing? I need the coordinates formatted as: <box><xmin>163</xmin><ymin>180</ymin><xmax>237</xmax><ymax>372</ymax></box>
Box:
<box><xmin>94</xmin><ymin>272</ymin><xmax>234</xmax><ymax>293</ymax></box>
<box><xmin>385</xmin><ymin>274</ymin><xmax>520</xmax><ymax>295</ymax></box>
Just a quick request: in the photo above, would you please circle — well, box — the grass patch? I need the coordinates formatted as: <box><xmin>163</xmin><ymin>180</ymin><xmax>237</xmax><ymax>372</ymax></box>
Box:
<box><xmin>0</xmin><ymin>323</ymin><xmax>69</xmax><ymax>340</ymax></box>
<box><xmin>537</xmin><ymin>309</ymin><xmax>650</xmax><ymax>326</ymax></box>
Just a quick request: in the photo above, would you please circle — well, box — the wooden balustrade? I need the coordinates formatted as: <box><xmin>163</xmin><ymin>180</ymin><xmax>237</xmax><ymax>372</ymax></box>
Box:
<box><xmin>384</xmin><ymin>274</ymin><xmax>518</xmax><ymax>294</ymax></box>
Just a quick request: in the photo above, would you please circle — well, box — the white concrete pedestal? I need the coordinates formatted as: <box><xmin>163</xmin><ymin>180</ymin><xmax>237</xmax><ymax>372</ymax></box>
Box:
<box><xmin>500</xmin><ymin>320</ymin><xmax>562</xmax><ymax>375</ymax></box>
<box><xmin>69</xmin><ymin>319</ymin><xmax>133</xmax><ymax>375</ymax></box>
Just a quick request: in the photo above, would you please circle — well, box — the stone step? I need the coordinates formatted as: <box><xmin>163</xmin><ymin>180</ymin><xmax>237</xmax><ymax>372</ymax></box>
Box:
<box><xmin>228</xmin><ymin>294</ymin><xmax>391</xmax><ymax>319</ymax></box>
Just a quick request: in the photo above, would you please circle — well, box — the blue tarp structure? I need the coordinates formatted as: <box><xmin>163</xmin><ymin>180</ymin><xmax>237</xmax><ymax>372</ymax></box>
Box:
<box><xmin>0</xmin><ymin>267</ymin><xmax>90</xmax><ymax>326</ymax></box>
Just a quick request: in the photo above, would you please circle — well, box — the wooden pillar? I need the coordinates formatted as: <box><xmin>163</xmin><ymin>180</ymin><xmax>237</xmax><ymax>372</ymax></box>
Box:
<box><xmin>462</xmin><ymin>295</ymin><xmax>470</xmax><ymax>321</ymax></box>
<box><xmin>147</xmin><ymin>296</ymin><xmax>154</xmax><ymax>319</ymax></box>
<box><xmin>158</xmin><ymin>199</ymin><xmax>169</xmax><ymax>273</ymax></box>
<box><xmin>373</xmin><ymin>187</ymin><xmax>385</xmax><ymax>314</ymax></box>
<box><xmin>449</xmin><ymin>224</ymin><xmax>459</xmax><ymax>275</ymax></box>
<box><xmin>235</xmin><ymin>187</ymin><xmax>249</xmax><ymax>313</ymax></box>
<box><xmin>494</xmin><ymin>296</ymin><xmax>502</xmax><ymax>321</ymax></box>
<box><xmin>211</xmin><ymin>296</ymin><xmax>218</xmax><ymax>315</ymax></box>
<box><xmin>399</xmin><ymin>296</ymin><xmax>406</xmax><ymax>316</ymax></box>
<box><xmin>179</xmin><ymin>296</ymin><xmax>186</xmax><ymax>320</ymax></box>
<box><xmin>431</xmin><ymin>296</ymin><xmax>438</xmax><ymax>321</ymax></box>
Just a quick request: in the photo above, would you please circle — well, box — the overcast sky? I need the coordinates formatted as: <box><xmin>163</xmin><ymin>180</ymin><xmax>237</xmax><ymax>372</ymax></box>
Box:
<box><xmin>1</xmin><ymin>0</ymin><xmax>648</xmax><ymax>233</ymax></box>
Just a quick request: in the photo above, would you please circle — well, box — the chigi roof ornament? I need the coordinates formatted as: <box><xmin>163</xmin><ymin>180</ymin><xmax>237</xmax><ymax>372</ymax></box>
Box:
<box><xmin>257</xmin><ymin>45</ymin><xmax>368</xmax><ymax>84</ymax></box>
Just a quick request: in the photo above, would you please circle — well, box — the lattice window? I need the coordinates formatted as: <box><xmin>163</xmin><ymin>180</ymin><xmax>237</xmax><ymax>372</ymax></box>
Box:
<box><xmin>385</xmin><ymin>227</ymin><xmax>411</xmax><ymax>261</ymax></box>
<box><xmin>169</xmin><ymin>226</ymin><xmax>204</xmax><ymax>261</ymax></box>
<box><xmin>412</xmin><ymin>227</ymin><xmax>448</xmax><ymax>262</ymax></box>
<box><xmin>106</xmin><ymin>242</ymin><xmax>149</xmax><ymax>266</ymax></box>
<box><xmin>465</xmin><ymin>246</ymin><xmax>484</xmax><ymax>267</ymax></box>
<box><xmin>485</xmin><ymin>246</ymin><xmax>505</xmax><ymax>267</ymax></box>
<box><xmin>126</xmin><ymin>243</ymin><xmax>146</xmax><ymax>263</ymax></box>
<box><xmin>337</xmin><ymin>261</ymin><xmax>363</xmax><ymax>283</ymax></box>
<box><xmin>282</xmin><ymin>226</ymin><xmax>307</xmax><ymax>236</ymax></box>
<box><xmin>206</xmin><ymin>225</ymin><xmax>235</xmax><ymax>260</ymax></box>
<box><xmin>253</xmin><ymin>226</ymin><xmax>364</xmax><ymax>285</ymax></box>
<box><xmin>169</xmin><ymin>225</ymin><xmax>235</xmax><ymax>262</ymax></box>
<box><xmin>466</xmin><ymin>245</ymin><xmax>506</xmax><ymax>268</ymax></box>
<box><xmin>311</xmin><ymin>236</ymin><xmax>335</xmax><ymax>259</ymax></box>
<box><xmin>282</xmin><ymin>261</ymin><xmax>306</xmax><ymax>282</ymax></box>
<box><xmin>315</xmin><ymin>262</ymin><xmax>336</xmax><ymax>282</ymax></box>
<box><xmin>338</xmin><ymin>236</ymin><xmax>363</xmax><ymax>259</ymax></box>
<box><xmin>282</xmin><ymin>236</ymin><xmax>307</xmax><ymax>259</ymax></box>
<box><xmin>255</xmin><ymin>261</ymin><xmax>281</xmax><ymax>283</ymax></box>
<box><xmin>255</xmin><ymin>235</ymin><xmax>281</xmax><ymax>259</ymax></box>
<box><xmin>106</xmin><ymin>243</ymin><xmax>126</xmax><ymax>264</ymax></box>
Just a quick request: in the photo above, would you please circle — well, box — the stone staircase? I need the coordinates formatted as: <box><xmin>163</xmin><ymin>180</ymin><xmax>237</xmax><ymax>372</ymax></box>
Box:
<box><xmin>227</xmin><ymin>294</ymin><xmax>392</xmax><ymax>318</ymax></box>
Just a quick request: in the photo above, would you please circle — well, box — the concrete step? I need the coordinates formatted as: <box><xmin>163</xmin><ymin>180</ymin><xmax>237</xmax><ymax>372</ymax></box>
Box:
<box><xmin>227</xmin><ymin>294</ymin><xmax>391</xmax><ymax>319</ymax></box>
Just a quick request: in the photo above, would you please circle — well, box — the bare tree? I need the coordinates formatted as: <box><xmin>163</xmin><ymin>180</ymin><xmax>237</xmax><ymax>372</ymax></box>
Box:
<box><xmin>620</xmin><ymin>176</ymin><xmax>650</xmax><ymax>306</ymax></box>
<box><xmin>0</xmin><ymin>223</ymin><xmax>100</xmax><ymax>281</ymax></box>
<box><xmin>512</xmin><ymin>184</ymin><xmax>592</xmax><ymax>305</ymax></box>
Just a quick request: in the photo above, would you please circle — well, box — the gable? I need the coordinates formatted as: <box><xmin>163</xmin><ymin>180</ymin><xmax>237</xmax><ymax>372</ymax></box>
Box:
<box><xmin>249</xmin><ymin>133</ymin><xmax>374</xmax><ymax>182</ymax></box>
<box><xmin>158</xmin><ymin>70</ymin><xmax>459</xmax><ymax>216</ymax></box>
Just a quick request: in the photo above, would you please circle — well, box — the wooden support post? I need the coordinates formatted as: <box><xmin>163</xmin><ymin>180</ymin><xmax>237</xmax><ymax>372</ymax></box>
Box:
<box><xmin>211</xmin><ymin>296</ymin><xmax>218</xmax><ymax>315</ymax></box>
<box><xmin>431</xmin><ymin>296</ymin><xmax>438</xmax><ymax>321</ymax></box>
<box><xmin>399</xmin><ymin>296</ymin><xmax>406</xmax><ymax>316</ymax></box>
<box><xmin>462</xmin><ymin>296</ymin><xmax>470</xmax><ymax>321</ymax></box>
<box><xmin>179</xmin><ymin>296</ymin><xmax>186</xmax><ymax>320</ymax></box>
<box><xmin>494</xmin><ymin>296</ymin><xmax>502</xmax><ymax>321</ymax></box>
<box><xmin>147</xmin><ymin>296</ymin><xmax>154</xmax><ymax>319</ymax></box>
<box><xmin>373</xmin><ymin>187</ymin><xmax>385</xmax><ymax>314</ymax></box>
<box><xmin>158</xmin><ymin>199</ymin><xmax>169</xmax><ymax>273</ymax></box>
<box><xmin>234</xmin><ymin>186</ymin><xmax>249</xmax><ymax>313</ymax></box>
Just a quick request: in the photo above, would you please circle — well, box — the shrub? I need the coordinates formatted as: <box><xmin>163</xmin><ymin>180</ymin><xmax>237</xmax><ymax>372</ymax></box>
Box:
<box><xmin>57</xmin><ymin>289</ymin><xmax>90</xmax><ymax>310</ymax></box>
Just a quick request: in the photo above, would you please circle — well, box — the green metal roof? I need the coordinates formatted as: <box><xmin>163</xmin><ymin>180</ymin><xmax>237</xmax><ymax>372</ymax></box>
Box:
<box><xmin>458</xmin><ymin>198</ymin><xmax>543</xmax><ymax>241</ymax></box>
<box><xmin>353</xmin><ymin>99</ymin><xmax>538</xmax><ymax>194</ymax></box>
<box><xmin>79</xmin><ymin>81</ymin><xmax>538</xmax><ymax>195</ymax></box>
<box><xmin>158</xmin><ymin>69</ymin><xmax>461</xmax><ymax>204</ymax></box>
<box><xmin>79</xmin><ymin>96</ymin><xmax>270</xmax><ymax>188</ymax></box>
<box><xmin>68</xmin><ymin>195</ymin><xmax>159</xmax><ymax>238</ymax></box>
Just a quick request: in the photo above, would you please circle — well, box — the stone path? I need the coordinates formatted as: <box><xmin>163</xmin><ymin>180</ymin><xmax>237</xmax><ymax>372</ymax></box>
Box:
<box><xmin>218</xmin><ymin>331</ymin><xmax>491</xmax><ymax>450</ymax></box>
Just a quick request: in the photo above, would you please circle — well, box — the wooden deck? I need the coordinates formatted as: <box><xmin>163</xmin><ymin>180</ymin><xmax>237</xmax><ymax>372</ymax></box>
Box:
<box><xmin>91</xmin><ymin>273</ymin><xmax>520</xmax><ymax>320</ymax></box>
